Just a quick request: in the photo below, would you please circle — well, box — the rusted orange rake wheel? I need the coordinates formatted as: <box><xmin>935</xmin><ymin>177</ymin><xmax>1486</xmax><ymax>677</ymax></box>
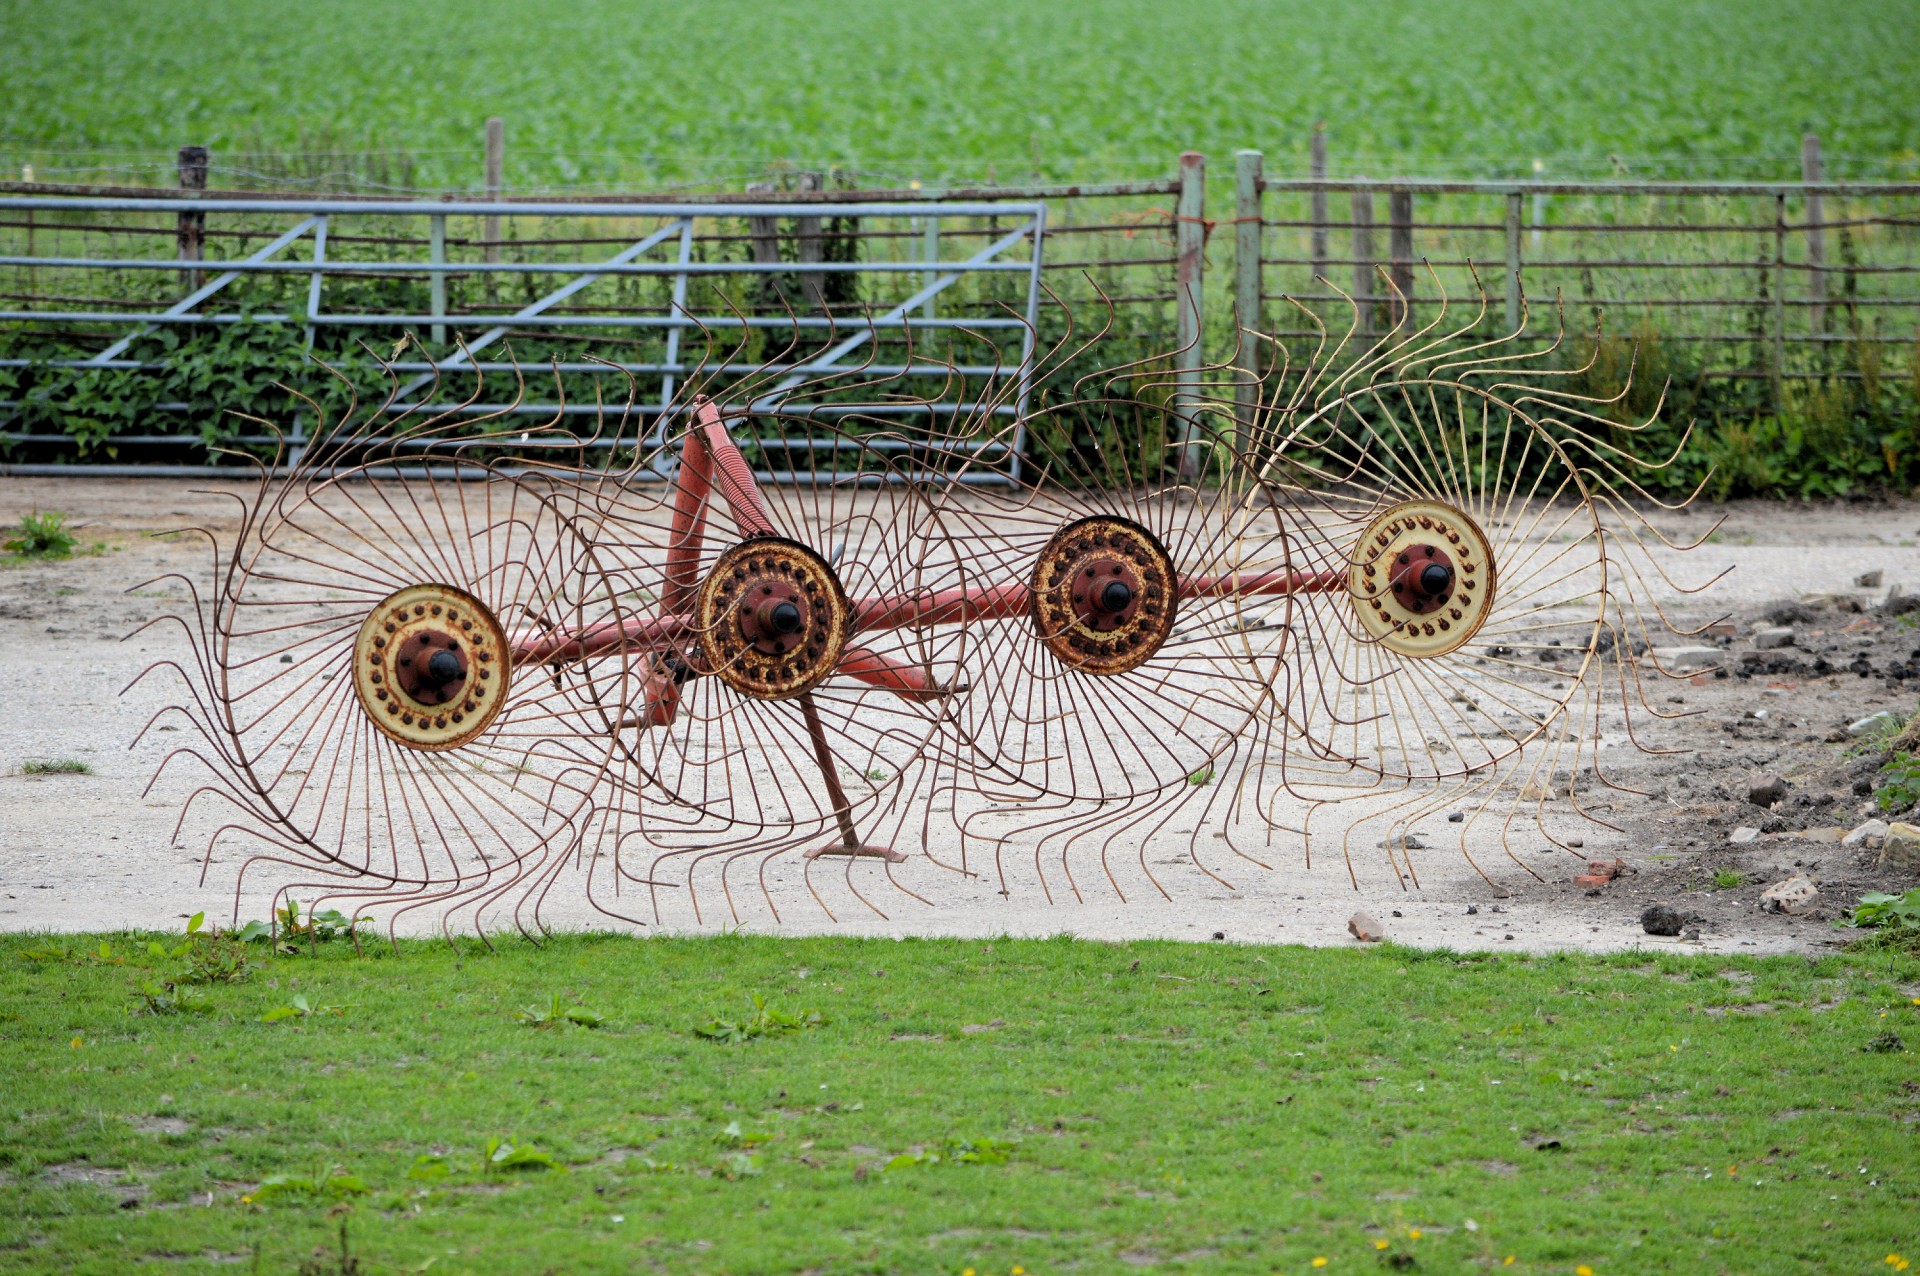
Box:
<box><xmin>522</xmin><ymin>398</ymin><xmax>977</xmax><ymax>922</ymax></box>
<box><xmin>879</xmin><ymin>398</ymin><xmax>1331</xmax><ymax>902</ymax></box>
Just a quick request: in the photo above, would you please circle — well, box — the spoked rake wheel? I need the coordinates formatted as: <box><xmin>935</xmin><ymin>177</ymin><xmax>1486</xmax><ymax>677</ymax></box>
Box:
<box><xmin>1346</xmin><ymin>498</ymin><xmax>1497</xmax><ymax>659</ymax></box>
<box><xmin>1270</xmin><ymin>384</ymin><xmax>1612</xmax><ymax>791</ymax></box>
<box><xmin>1248</xmin><ymin>309</ymin><xmax>1712</xmax><ymax>884</ymax></box>
<box><xmin>351</xmin><ymin>582</ymin><xmax>511</xmax><ymax>750</ymax></box>
<box><xmin>912</xmin><ymin>399</ymin><xmax>1317</xmax><ymax>903</ymax></box>
<box><xmin>526</xmin><ymin>397</ymin><xmax>974</xmax><ymax>924</ymax></box>
<box><xmin>136</xmin><ymin>416</ymin><xmax>642</xmax><ymax>940</ymax></box>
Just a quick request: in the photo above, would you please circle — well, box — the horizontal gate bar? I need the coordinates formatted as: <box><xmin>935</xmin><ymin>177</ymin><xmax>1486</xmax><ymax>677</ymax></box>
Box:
<box><xmin>0</xmin><ymin>256</ymin><xmax>1034</xmax><ymax>275</ymax></box>
<box><xmin>1259</xmin><ymin>179</ymin><xmax>1920</xmax><ymax>197</ymax></box>
<box><xmin>0</xmin><ymin>196</ymin><xmax>1050</xmax><ymax>218</ymax></box>
<box><xmin>0</xmin><ymin>311</ymin><xmax>1029</xmax><ymax>328</ymax></box>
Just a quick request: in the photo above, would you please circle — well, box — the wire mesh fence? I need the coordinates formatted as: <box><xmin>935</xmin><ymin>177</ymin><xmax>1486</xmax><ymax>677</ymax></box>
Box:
<box><xmin>1251</xmin><ymin>178</ymin><xmax>1920</xmax><ymax>379</ymax></box>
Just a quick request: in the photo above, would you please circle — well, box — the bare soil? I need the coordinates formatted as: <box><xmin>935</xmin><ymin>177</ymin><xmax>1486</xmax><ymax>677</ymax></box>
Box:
<box><xmin>1</xmin><ymin>478</ymin><xmax>1916</xmax><ymax>953</ymax></box>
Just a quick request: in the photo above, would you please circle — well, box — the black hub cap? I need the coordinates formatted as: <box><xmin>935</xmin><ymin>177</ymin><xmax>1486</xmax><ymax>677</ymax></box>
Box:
<box><xmin>425</xmin><ymin>649</ymin><xmax>463</xmax><ymax>685</ymax></box>
<box><xmin>1097</xmin><ymin>580</ymin><xmax>1133</xmax><ymax>613</ymax></box>
<box><xmin>769</xmin><ymin>601</ymin><xmax>803</xmax><ymax>634</ymax></box>
<box><xmin>1418</xmin><ymin>563</ymin><xmax>1453</xmax><ymax>596</ymax></box>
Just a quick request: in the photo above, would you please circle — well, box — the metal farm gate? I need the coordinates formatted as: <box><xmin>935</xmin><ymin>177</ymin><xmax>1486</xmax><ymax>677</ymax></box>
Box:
<box><xmin>0</xmin><ymin>196</ymin><xmax>1049</xmax><ymax>476</ymax></box>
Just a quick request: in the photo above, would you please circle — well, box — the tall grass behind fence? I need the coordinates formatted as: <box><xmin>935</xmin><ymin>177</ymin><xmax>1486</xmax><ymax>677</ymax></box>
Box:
<box><xmin>1239</xmin><ymin>173</ymin><xmax>1920</xmax><ymax>499</ymax></box>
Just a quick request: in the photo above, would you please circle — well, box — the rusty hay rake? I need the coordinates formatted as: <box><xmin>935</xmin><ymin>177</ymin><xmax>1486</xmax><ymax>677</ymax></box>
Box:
<box><xmin>133</xmin><ymin>281</ymin><xmax>1721</xmax><ymax>938</ymax></box>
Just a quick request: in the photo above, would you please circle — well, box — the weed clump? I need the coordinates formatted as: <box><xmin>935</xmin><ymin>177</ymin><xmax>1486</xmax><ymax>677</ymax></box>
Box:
<box><xmin>22</xmin><ymin>758</ymin><xmax>89</xmax><ymax>775</ymax></box>
<box><xmin>3</xmin><ymin>511</ymin><xmax>77</xmax><ymax>559</ymax></box>
<box><xmin>1845</xmin><ymin>886</ymin><xmax>1920</xmax><ymax>956</ymax></box>
<box><xmin>693</xmin><ymin>993</ymin><xmax>825</xmax><ymax>1043</ymax></box>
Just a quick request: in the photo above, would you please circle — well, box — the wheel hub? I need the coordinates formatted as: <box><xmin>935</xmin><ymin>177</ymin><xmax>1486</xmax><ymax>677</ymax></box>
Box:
<box><xmin>695</xmin><ymin>538</ymin><xmax>851</xmax><ymax>699</ymax></box>
<box><xmin>1348</xmin><ymin>500</ymin><xmax>1496</xmax><ymax>657</ymax></box>
<box><xmin>353</xmin><ymin>583</ymin><xmax>508</xmax><ymax>749</ymax></box>
<box><xmin>1030</xmin><ymin>516</ymin><xmax>1176</xmax><ymax>675</ymax></box>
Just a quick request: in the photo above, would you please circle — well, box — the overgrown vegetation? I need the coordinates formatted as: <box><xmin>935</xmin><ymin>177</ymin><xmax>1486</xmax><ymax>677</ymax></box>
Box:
<box><xmin>1554</xmin><ymin>318</ymin><xmax>1920</xmax><ymax>500</ymax></box>
<box><xmin>1</xmin><ymin>931</ymin><xmax>1915</xmax><ymax>1273</ymax></box>
<box><xmin>8</xmin><ymin>285</ymin><xmax>1913</xmax><ymax>501</ymax></box>
<box><xmin>0</xmin><ymin>310</ymin><xmax>387</xmax><ymax>464</ymax></box>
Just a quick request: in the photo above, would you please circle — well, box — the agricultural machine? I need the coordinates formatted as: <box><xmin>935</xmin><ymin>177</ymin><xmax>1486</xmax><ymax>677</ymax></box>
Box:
<box><xmin>134</xmin><ymin>286</ymin><xmax>1717</xmax><ymax>937</ymax></box>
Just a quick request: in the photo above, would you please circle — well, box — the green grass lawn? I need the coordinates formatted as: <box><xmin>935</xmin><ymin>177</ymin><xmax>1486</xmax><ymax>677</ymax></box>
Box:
<box><xmin>1</xmin><ymin>0</ymin><xmax>1916</xmax><ymax>187</ymax></box>
<box><xmin>1</xmin><ymin>930</ymin><xmax>1916</xmax><ymax>1274</ymax></box>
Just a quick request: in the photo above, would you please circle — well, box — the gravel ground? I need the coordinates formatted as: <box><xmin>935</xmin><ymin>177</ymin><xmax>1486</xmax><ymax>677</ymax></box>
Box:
<box><xmin>1</xmin><ymin>478</ymin><xmax>1916</xmax><ymax>953</ymax></box>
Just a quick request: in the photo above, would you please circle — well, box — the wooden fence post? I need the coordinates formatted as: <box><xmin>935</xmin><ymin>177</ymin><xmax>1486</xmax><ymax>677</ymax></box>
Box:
<box><xmin>1388</xmin><ymin>188</ymin><xmax>1414</xmax><ymax>329</ymax></box>
<box><xmin>176</xmin><ymin>145</ymin><xmax>208</xmax><ymax>292</ymax></box>
<box><xmin>1802</xmin><ymin>132</ymin><xmax>1826</xmax><ymax>333</ymax></box>
<box><xmin>1350</xmin><ymin>184</ymin><xmax>1375</xmax><ymax>337</ymax></box>
<box><xmin>1233</xmin><ymin>149</ymin><xmax>1264</xmax><ymax>434</ymax></box>
<box><xmin>483</xmin><ymin>117</ymin><xmax>504</xmax><ymax>271</ymax></box>
<box><xmin>1504</xmin><ymin>192</ymin><xmax>1524</xmax><ymax>331</ymax></box>
<box><xmin>919</xmin><ymin>202</ymin><xmax>940</xmax><ymax>321</ymax></box>
<box><xmin>429</xmin><ymin>213</ymin><xmax>448</xmax><ymax>348</ymax></box>
<box><xmin>1173</xmin><ymin>150</ymin><xmax>1207</xmax><ymax>475</ymax></box>
<box><xmin>1529</xmin><ymin>158</ymin><xmax>1546</xmax><ymax>247</ymax></box>
<box><xmin>1309</xmin><ymin>123</ymin><xmax>1329</xmax><ymax>291</ymax></box>
<box><xmin>793</xmin><ymin>170</ymin><xmax>827</xmax><ymax>311</ymax></box>
<box><xmin>1772</xmin><ymin>193</ymin><xmax>1788</xmax><ymax>411</ymax></box>
<box><xmin>744</xmin><ymin>181</ymin><xmax>786</xmax><ymax>310</ymax></box>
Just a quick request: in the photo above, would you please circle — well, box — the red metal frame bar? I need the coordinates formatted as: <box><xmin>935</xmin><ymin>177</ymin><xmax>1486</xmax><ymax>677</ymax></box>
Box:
<box><xmin>513</xmin><ymin>570</ymin><xmax>1344</xmax><ymax>667</ymax></box>
<box><xmin>509</xmin><ymin>400</ymin><xmax>1346</xmax><ymax>675</ymax></box>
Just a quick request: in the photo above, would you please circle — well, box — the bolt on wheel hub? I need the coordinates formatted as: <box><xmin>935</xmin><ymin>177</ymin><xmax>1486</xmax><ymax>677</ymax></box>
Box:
<box><xmin>1348</xmin><ymin>500</ymin><xmax>1497</xmax><ymax>658</ymax></box>
<box><xmin>353</xmin><ymin>583</ymin><xmax>509</xmax><ymax>749</ymax></box>
<box><xmin>696</xmin><ymin>538</ymin><xmax>851</xmax><ymax>700</ymax></box>
<box><xmin>1030</xmin><ymin>516</ymin><xmax>1176</xmax><ymax>676</ymax></box>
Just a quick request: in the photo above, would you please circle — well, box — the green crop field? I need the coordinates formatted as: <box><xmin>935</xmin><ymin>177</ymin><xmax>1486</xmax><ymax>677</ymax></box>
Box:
<box><xmin>0</xmin><ymin>0</ymin><xmax>1917</xmax><ymax>190</ymax></box>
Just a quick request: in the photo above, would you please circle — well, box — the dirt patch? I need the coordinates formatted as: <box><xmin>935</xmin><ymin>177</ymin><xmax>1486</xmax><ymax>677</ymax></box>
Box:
<box><xmin>145</xmin><ymin>1253</ymin><xmax>250</xmax><ymax>1266</ymax></box>
<box><xmin>43</xmin><ymin>1161</ymin><xmax>146</xmax><ymax>1210</ymax></box>
<box><xmin>1536</xmin><ymin>583</ymin><xmax>1919</xmax><ymax>945</ymax></box>
<box><xmin>127</xmin><ymin>1116</ymin><xmax>191</xmax><ymax>1136</ymax></box>
<box><xmin>43</xmin><ymin>1162</ymin><xmax>131</xmax><ymax>1189</ymax></box>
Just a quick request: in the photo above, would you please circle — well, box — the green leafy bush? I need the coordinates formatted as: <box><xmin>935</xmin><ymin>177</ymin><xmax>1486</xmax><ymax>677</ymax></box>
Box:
<box><xmin>1847</xmin><ymin>888</ymin><xmax>1920</xmax><ymax>931</ymax></box>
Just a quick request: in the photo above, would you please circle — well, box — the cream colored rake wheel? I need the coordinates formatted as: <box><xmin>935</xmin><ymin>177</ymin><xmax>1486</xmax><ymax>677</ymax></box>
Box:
<box><xmin>352</xmin><ymin>583</ymin><xmax>510</xmax><ymax>750</ymax></box>
<box><xmin>1265</xmin><ymin>377</ymin><xmax>1620</xmax><ymax>788</ymax></box>
<box><xmin>1347</xmin><ymin>499</ymin><xmax>1497</xmax><ymax>659</ymax></box>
